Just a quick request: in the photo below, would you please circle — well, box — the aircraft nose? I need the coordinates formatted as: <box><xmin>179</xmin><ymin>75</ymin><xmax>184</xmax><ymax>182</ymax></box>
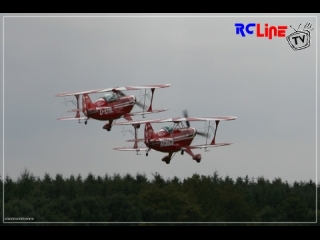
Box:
<box><xmin>130</xmin><ymin>95</ymin><xmax>136</xmax><ymax>105</ymax></box>
<box><xmin>130</xmin><ymin>95</ymin><xmax>136</xmax><ymax>104</ymax></box>
<box><xmin>128</xmin><ymin>95</ymin><xmax>135</xmax><ymax>100</ymax></box>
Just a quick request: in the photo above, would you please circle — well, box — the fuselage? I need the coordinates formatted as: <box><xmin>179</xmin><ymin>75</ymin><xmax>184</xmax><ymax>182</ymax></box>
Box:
<box><xmin>146</xmin><ymin>127</ymin><xmax>196</xmax><ymax>152</ymax></box>
<box><xmin>83</xmin><ymin>94</ymin><xmax>136</xmax><ymax>121</ymax></box>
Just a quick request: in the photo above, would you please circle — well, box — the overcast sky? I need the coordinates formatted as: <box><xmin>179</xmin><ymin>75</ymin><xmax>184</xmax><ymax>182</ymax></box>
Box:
<box><xmin>1</xmin><ymin>13</ymin><xmax>318</xmax><ymax>185</ymax></box>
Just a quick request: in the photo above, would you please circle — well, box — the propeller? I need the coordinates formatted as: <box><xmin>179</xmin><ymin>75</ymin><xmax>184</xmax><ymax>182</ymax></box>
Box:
<box><xmin>183</xmin><ymin>110</ymin><xmax>210</xmax><ymax>138</ymax></box>
<box><xmin>135</xmin><ymin>101</ymin><xmax>146</xmax><ymax>110</ymax></box>
<box><xmin>117</xmin><ymin>90</ymin><xmax>126</xmax><ymax>97</ymax></box>
<box><xmin>183</xmin><ymin>110</ymin><xmax>190</xmax><ymax>127</ymax></box>
<box><xmin>118</xmin><ymin>90</ymin><xmax>146</xmax><ymax>110</ymax></box>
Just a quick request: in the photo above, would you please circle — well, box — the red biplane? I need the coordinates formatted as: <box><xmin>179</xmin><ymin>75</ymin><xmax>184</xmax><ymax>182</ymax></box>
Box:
<box><xmin>113</xmin><ymin>110</ymin><xmax>237</xmax><ymax>164</ymax></box>
<box><xmin>55</xmin><ymin>84</ymin><xmax>171</xmax><ymax>131</ymax></box>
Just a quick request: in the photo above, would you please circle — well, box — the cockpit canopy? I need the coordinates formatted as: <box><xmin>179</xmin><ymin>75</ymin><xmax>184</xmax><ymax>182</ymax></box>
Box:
<box><xmin>161</xmin><ymin>125</ymin><xmax>173</xmax><ymax>133</ymax></box>
<box><xmin>100</xmin><ymin>93</ymin><xmax>119</xmax><ymax>103</ymax></box>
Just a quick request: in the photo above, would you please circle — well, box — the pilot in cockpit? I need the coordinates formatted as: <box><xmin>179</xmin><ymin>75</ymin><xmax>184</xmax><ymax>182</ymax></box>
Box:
<box><xmin>100</xmin><ymin>93</ymin><xmax>118</xmax><ymax>103</ymax></box>
<box><xmin>161</xmin><ymin>125</ymin><xmax>173</xmax><ymax>133</ymax></box>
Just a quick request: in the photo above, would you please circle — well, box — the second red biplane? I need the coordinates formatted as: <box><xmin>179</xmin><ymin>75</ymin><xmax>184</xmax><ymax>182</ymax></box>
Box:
<box><xmin>55</xmin><ymin>84</ymin><xmax>171</xmax><ymax>131</ymax></box>
<box><xmin>113</xmin><ymin>110</ymin><xmax>237</xmax><ymax>164</ymax></box>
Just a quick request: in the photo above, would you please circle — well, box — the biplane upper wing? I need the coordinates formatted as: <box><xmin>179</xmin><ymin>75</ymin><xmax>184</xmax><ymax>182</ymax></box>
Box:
<box><xmin>96</xmin><ymin>84</ymin><xmax>171</xmax><ymax>93</ymax></box>
<box><xmin>55</xmin><ymin>89</ymin><xmax>103</xmax><ymax>97</ymax></box>
<box><xmin>56</xmin><ymin>84</ymin><xmax>171</xmax><ymax>97</ymax></box>
<box><xmin>113</xmin><ymin>116</ymin><xmax>237</xmax><ymax>126</ymax></box>
<box><xmin>184</xmin><ymin>116</ymin><xmax>237</xmax><ymax>121</ymax></box>
<box><xmin>55</xmin><ymin>84</ymin><xmax>171</xmax><ymax>97</ymax></box>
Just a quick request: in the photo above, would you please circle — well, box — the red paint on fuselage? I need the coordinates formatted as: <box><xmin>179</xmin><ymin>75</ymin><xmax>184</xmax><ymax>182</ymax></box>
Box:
<box><xmin>82</xmin><ymin>94</ymin><xmax>135</xmax><ymax>121</ymax></box>
<box><xmin>144</xmin><ymin>124</ymin><xmax>196</xmax><ymax>153</ymax></box>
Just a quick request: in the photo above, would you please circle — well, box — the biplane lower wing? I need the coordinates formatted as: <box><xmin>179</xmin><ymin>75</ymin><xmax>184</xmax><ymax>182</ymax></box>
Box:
<box><xmin>57</xmin><ymin>116</ymin><xmax>88</xmax><ymax>121</ymax></box>
<box><xmin>113</xmin><ymin>147</ymin><xmax>151</xmax><ymax>152</ymax></box>
<box><xmin>126</xmin><ymin>108</ymin><xmax>169</xmax><ymax>116</ymax></box>
<box><xmin>67</xmin><ymin>109</ymin><xmax>83</xmax><ymax>113</ymax></box>
<box><xmin>183</xmin><ymin>142</ymin><xmax>232</xmax><ymax>150</ymax></box>
<box><xmin>125</xmin><ymin>138</ymin><xmax>145</xmax><ymax>142</ymax></box>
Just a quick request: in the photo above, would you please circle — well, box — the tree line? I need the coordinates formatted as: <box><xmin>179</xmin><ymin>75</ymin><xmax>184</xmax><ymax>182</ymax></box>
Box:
<box><xmin>1</xmin><ymin>169</ymin><xmax>319</xmax><ymax>225</ymax></box>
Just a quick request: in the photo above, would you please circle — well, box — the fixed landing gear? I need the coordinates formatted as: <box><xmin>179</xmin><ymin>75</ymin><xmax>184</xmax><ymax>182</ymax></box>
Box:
<box><xmin>162</xmin><ymin>155</ymin><xmax>171</xmax><ymax>164</ymax></box>
<box><xmin>146</xmin><ymin>148</ymin><xmax>151</xmax><ymax>157</ymax></box>
<box><xmin>192</xmin><ymin>154</ymin><xmax>202</xmax><ymax>163</ymax></box>
<box><xmin>181</xmin><ymin>150</ymin><xmax>184</xmax><ymax>155</ymax></box>
<box><xmin>85</xmin><ymin>119</ymin><xmax>88</xmax><ymax>125</ymax></box>
<box><xmin>162</xmin><ymin>159</ymin><xmax>170</xmax><ymax>164</ymax></box>
<box><xmin>103</xmin><ymin>122</ymin><xmax>112</xmax><ymax>131</ymax></box>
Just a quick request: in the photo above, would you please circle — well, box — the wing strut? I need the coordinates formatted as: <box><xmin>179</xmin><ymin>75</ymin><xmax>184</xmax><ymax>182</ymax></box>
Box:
<box><xmin>75</xmin><ymin>95</ymin><xmax>80</xmax><ymax>123</ymax></box>
<box><xmin>147</xmin><ymin>88</ymin><xmax>155</xmax><ymax>112</ymax></box>
<box><xmin>205</xmin><ymin>121</ymin><xmax>211</xmax><ymax>145</ymax></box>
<box><xmin>210</xmin><ymin>120</ymin><xmax>220</xmax><ymax>145</ymax></box>
<box><xmin>132</xmin><ymin>124</ymin><xmax>140</xmax><ymax>149</ymax></box>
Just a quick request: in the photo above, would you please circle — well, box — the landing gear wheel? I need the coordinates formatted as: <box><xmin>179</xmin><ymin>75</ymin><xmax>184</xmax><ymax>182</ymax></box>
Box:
<box><xmin>103</xmin><ymin>123</ymin><xmax>111</xmax><ymax>131</ymax></box>
<box><xmin>85</xmin><ymin>120</ymin><xmax>87</xmax><ymax>125</ymax></box>
<box><xmin>162</xmin><ymin>155</ymin><xmax>171</xmax><ymax>164</ymax></box>
<box><xmin>146</xmin><ymin>152</ymin><xmax>148</xmax><ymax>156</ymax></box>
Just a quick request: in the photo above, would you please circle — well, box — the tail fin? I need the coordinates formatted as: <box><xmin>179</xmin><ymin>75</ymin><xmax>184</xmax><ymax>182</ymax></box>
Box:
<box><xmin>144</xmin><ymin>123</ymin><xmax>154</xmax><ymax>145</ymax></box>
<box><xmin>82</xmin><ymin>94</ymin><xmax>93</xmax><ymax>117</ymax></box>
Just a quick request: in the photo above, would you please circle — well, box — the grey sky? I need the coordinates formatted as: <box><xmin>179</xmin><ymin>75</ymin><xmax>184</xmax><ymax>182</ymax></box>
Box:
<box><xmin>1</xmin><ymin>13</ymin><xmax>318</xmax><ymax>185</ymax></box>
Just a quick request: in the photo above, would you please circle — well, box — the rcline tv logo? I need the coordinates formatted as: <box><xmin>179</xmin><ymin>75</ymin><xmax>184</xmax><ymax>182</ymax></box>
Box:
<box><xmin>286</xmin><ymin>23</ymin><xmax>313</xmax><ymax>51</ymax></box>
<box><xmin>235</xmin><ymin>23</ymin><xmax>288</xmax><ymax>39</ymax></box>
